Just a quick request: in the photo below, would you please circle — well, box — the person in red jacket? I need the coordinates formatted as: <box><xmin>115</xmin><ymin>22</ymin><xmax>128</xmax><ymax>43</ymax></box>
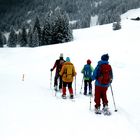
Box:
<box><xmin>50</xmin><ymin>53</ymin><xmax>65</xmax><ymax>91</ymax></box>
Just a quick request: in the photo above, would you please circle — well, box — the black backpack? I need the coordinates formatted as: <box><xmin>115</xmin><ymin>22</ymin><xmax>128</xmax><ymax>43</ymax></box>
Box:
<box><xmin>57</xmin><ymin>59</ymin><xmax>65</xmax><ymax>72</ymax></box>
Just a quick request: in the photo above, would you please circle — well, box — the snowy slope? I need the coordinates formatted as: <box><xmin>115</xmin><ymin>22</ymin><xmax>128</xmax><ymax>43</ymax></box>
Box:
<box><xmin>1</xmin><ymin>8</ymin><xmax>140</xmax><ymax>140</ymax></box>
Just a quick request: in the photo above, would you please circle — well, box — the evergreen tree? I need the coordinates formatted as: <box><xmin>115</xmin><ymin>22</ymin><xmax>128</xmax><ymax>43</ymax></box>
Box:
<box><xmin>8</xmin><ymin>27</ymin><xmax>17</xmax><ymax>47</ymax></box>
<box><xmin>19</xmin><ymin>26</ymin><xmax>28</xmax><ymax>47</ymax></box>
<box><xmin>113</xmin><ymin>14</ymin><xmax>121</xmax><ymax>30</ymax></box>
<box><xmin>32</xmin><ymin>28</ymin><xmax>39</xmax><ymax>47</ymax></box>
<box><xmin>113</xmin><ymin>21</ymin><xmax>121</xmax><ymax>30</ymax></box>
<box><xmin>28</xmin><ymin>26</ymin><xmax>33</xmax><ymax>47</ymax></box>
<box><xmin>33</xmin><ymin>16</ymin><xmax>42</xmax><ymax>46</ymax></box>
<box><xmin>76</xmin><ymin>0</ymin><xmax>92</xmax><ymax>28</ymax></box>
<box><xmin>52</xmin><ymin>8</ymin><xmax>73</xmax><ymax>44</ymax></box>
<box><xmin>42</xmin><ymin>19</ymin><xmax>53</xmax><ymax>45</ymax></box>
<box><xmin>17</xmin><ymin>31</ymin><xmax>22</xmax><ymax>46</ymax></box>
<box><xmin>2</xmin><ymin>34</ymin><xmax>7</xmax><ymax>45</ymax></box>
<box><xmin>0</xmin><ymin>31</ymin><xmax>4</xmax><ymax>47</ymax></box>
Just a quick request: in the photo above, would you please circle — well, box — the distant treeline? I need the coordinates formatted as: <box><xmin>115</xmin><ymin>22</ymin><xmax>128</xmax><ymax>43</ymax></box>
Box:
<box><xmin>0</xmin><ymin>0</ymin><xmax>140</xmax><ymax>47</ymax></box>
<box><xmin>0</xmin><ymin>0</ymin><xmax>140</xmax><ymax>32</ymax></box>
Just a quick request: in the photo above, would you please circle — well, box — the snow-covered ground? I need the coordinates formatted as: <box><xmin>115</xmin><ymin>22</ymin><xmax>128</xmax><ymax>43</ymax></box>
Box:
<box><xmin>1</xmin><ymin>8</ymin><xmax>140</xmax><ymax>140</ymax></box>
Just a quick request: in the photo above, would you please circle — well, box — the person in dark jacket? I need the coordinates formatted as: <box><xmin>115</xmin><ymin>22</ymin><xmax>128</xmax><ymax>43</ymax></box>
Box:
<box><xmin>92</xmin><ymin>54</ymin><xmax>113</xmax><ymax>113</ymax></box>
<box><xmin>50</xmin><ymin>53</ymin><xmax>65</xmax><ymax>91</ymax></box>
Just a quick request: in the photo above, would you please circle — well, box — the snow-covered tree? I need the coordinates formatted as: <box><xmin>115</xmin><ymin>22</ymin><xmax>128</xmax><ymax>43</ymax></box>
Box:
<box><xmin>113</xmin><ymin>22</ymin><xmax>121</xmax><ymax>30</ymax></box>
<box><xmin>17</xmin><ymin>31</ymin><xmax>22</xmax><ymax>46</ymax></box>
<box><xmin>19</xmin><ymin>26</ymin><xmax>28</xmax><ymax>47</ymax></box>
<box><xmin>28</xmin><ymin>26</ymin><xmax>39</xmax><ymax>47</ymax></box>
<box><xmin>113</xmin><ymin>14</ymin><xmax>121</xmax><ymax>30</ymax></box>
<box><xmin>8</xmin><ymin>27</ymin><xmax>17</xmax><ymax>47</ymax></box>
<box><xmin>2</xmin><ymin>34</ymin><xmax>7</xmax><ymax>45</ymax></box>
<box><xmin>33</xmin><ymin>16</ymin><xmax>42</xmax><ymax>46</ymax></box>
<box><xmin>28</xmin><ymin>26</ymin><xmax>33</xmax><ymax>47</ymax></box>
<box><xmin>32</xmin><ymin>28</ymin><xmax>39</xmax><ymax>47</ymax></box>
<box><xmin>0</xmin><ymin>31</ymin><xmax>4</xmax><ymax>47</ymax></box>
<box><xmin>51</xmin><ymin>8</ymin><xmax>73</xmax><ymax>44</ymax></box>
<box><xmin>42</xmin><ymin>19</ymin><xmax>53</xmax><ymax>45</ymax></box>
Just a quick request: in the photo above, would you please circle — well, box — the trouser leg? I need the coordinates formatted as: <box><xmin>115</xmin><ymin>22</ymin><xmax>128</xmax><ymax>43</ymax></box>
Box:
<box><xmin>54</xmin><ymin>73</ymin><xmax>59</xmax><ymax>87</ymax></box>
<box><xmin>84</xmin><ymin>80</ymin><xmax>87</xmax><ymax>95</ymax></box>
<box><xmin>94</xmin><ymin>86</ymin><xmax>101</xmax><ymax>108</ymax></box>
<box><xmin>89</xmin><ymin>80</ymin><xmax>92</xmax><ymax>94</ymax></box>
<box><xmin>62</xmin><ymin>82</ymin><xmax>67</xmax><ymax>95</ymax></box>
<box><xmin>101</xmin><ymin>87</ymin><xmax>108</xmax><ymax>107</ymax></box>
<box><xmin>68</xmin><ymin>82</ymin><xmax>73</xmax><ymax>95</ymax></box>
<box><xmin>59</xmin><ymin>76</ymin><xmax>63</xmax><ymax>89</ymax></box>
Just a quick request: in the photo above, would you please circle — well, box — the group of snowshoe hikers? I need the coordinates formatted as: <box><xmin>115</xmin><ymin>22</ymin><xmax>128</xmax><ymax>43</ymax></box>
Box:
<box><xmin>50</xmin><ymin>53</ymin><xmax>113</xmax><ymax>114</ymax></box>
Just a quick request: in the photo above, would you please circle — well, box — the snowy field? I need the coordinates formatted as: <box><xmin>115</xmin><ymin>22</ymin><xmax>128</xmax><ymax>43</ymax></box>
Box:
<box><xmin>0</xmin><ymin>8</ymin><xmax>140</xmax><ymax>140</ymax></box>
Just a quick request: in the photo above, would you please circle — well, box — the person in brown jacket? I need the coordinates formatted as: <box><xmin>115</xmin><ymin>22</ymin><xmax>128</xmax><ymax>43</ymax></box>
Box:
<box><xmin>50</xmin><ymin>53</ymin><xmax>65</xmax><ymax>91</ymax></box>
<box><xmin>59</xmin><ymin>57</ymin><xmax>76</xmax><ymax>99</ymax></box>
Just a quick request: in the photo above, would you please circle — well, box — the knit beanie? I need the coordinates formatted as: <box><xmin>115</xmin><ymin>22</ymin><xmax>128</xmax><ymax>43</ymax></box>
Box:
<box><xmin>87</xmin><ymin>59</ymin><xmax>91</xmax><ymax>64</ymax></box>
<box><xmin>101</xmin><ymin>54</ymin><xmax>109</xmax><ymax>61</ymax></box>
<box><xmin>60</xmin><ymin>53</ymin><xmax>63</xmax><ymax>58</ymax></box>
<box><xmin>66</xmin><ymin>57</ymin><xmax>70</xmax><ymax>62</ymax></box>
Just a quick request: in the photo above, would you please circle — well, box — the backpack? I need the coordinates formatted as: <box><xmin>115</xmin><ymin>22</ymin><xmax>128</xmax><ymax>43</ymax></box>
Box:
<box><xmin>64</xmin><ymin>63</ymin><xmax>74</xmax><ymax>80</ymax></box>
<box><xmin>97</xmin><ymin>64</ymin><xmax>112</xmax><ymax>84</ymax></box>
<box><xmin>83</xmin><ymin>65</ymin><xmax>92</xmax><ymax>78</ymax></box>
<box><xmin>57</xmin><ymin>59</ymin><xmax>65</xmax><ymax>72</ymax></box>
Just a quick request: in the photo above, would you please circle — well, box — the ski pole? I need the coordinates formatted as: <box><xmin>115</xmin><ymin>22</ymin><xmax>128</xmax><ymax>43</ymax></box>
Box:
<box><xmin>80</xmin><ymin>77</ymin><xmax>84</xmax><ymax>94</ymax></box>
<box><xmin>74</xmin><ymin>76</ymin><xmax>76</xmax><ymax>95</ymax></box>
<box><xmin>110</xmin><ymin>84</ymin><xmax>118</xmax><ymax>112</ymax></box>
<box><xmin>89</xmin><ymin>95</ymin><xmax>92</xmax><ymax>110</ymax></box>
<box><xmin>22</xmin><ymin>73</ymin><xmax>25</xmax><ymax>81</ymax></box>
<box><xmin>50</xmin><ymin>71</ymin><xmax>52</xmax><ymax>89</ymax></box>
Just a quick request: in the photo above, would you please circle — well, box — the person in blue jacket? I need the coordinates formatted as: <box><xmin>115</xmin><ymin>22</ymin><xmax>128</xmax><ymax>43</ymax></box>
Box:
<box><xmin>81</xmin><ymin>59</ymin><xmax>94</xmax><ymax>95</ymax></box>
<box><xmin>92</xmin><ymin>54</ymin><xmax>113</xmax><ymax>113</ymax></box>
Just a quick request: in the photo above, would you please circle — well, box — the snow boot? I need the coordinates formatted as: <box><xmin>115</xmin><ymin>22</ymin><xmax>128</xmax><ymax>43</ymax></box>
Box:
<box><xmin>95</xmin><ymin>107</ymin><xmax>101</xmax><ymax>114</ymax></box>
<box><xmin>70</xmin><ymin>94</ymin><xmax>74</xmax><ymax>99</ymax></box>
<box><xmin>89</xmin><ymin>92</ymin><xmax>92</xmax><ymax>96</ymax></box>
<box><xmin>54</xmin><ymin>86</ymin><xmax>58</xmax><ymax>91</ymax></box>
<box><xmin>62</xmin><ymin>94</ymin><xmax>66</xmax><ymax>99</ymax></box>
<box><xmin>102</xmin><ymin>105</ymin><xmax>111</xmax><ymax>116</ymax></box>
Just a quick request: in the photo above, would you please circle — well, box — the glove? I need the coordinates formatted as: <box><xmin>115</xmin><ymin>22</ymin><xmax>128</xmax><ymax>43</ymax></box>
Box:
<box><xmin>50</xmin><ymin>68</ymin><xmax>53</xmax><ymax>71</ymax></box>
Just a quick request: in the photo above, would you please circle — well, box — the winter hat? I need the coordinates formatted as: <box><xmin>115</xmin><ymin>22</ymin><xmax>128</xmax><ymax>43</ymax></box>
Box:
<box><xmin>60</xmin><ymin>53</ymin><xmax>63</xmax><ymax>58</ymax></box>
<box><xmin>66</xmin><ymin>57</ymin><xmax>70</xmax><ymax>62</ymax></box>
<box><xmin>101</xmin><ymin>54</ymin><xmax>109</xmax><ymax>61</ymax></box>
<box><xmin>87</xmin><ymin>59</ymin><xmax>91</xmax><ymax>64</ymax></box>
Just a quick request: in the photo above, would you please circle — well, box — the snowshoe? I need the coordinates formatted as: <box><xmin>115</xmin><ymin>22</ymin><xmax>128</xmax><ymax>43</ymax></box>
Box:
<box><xmin>83</xmin><ymin>93</ymin><xmax>87</xmax><ymax>96</ymax></box>
<box><xmin>54</xmin><ymin>86</ymin><xmax>58</xmax><ymax>92</ymax></box>
<box><xmin>95</xmin><ymin>107</ymin><xmax>102</xmax><ymax>114</ymax></box>
<box><xmin>102</xmin><ymin>106</ymin><xmax>111</xmax><ymax>116</ymax></box>
<box><xmin>62</xmin><ymin>95</ymin><xmax>66</xmax><ymax>99</ymax></box>
<box><xmin>89</xmin><ymin>92</ymin><xmax>92</xmax><ymax>95</ymax></box>
<box><xmin>70</xmin><ymin>94</ymin><xmax>74</xmax><ymax>99</ymax></box>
